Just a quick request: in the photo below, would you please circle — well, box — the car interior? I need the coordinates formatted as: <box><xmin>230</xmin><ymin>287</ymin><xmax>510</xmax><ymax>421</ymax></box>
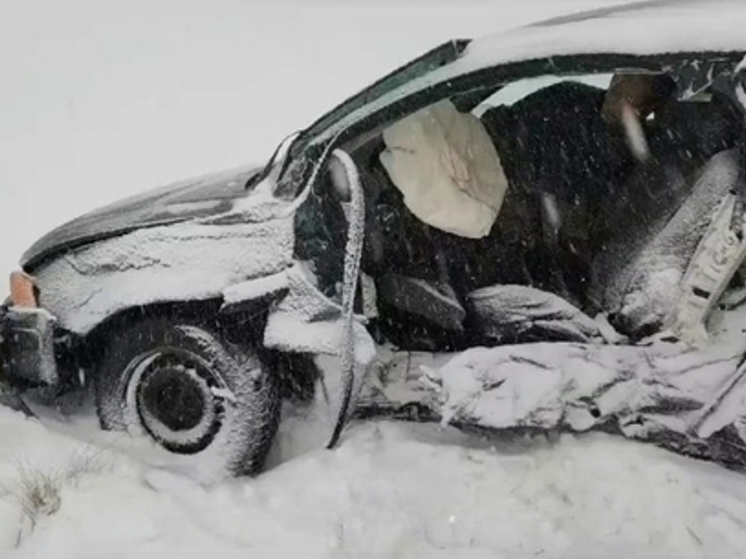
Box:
<box><xmin>294</xmin><ymin>64</ymin><xmax>746</xmax><ymax>350</ymax></box>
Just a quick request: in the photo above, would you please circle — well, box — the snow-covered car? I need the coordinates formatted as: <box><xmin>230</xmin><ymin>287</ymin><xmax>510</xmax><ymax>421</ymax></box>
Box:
<box><xmin>3</xmin><ymin>0</ymin><xmax>746</xmax><ymax>476</ymax></box>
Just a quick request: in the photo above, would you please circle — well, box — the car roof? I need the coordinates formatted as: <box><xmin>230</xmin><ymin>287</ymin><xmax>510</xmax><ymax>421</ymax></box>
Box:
<box><xmin>307</xmin><ymin>0</ymin><xmax>746</xmax><ymax>147</ymax></box>
<box><xmin>466</xmin><ymin>0</ymin><xmax>746</xmax><ymax>69</ymax></box>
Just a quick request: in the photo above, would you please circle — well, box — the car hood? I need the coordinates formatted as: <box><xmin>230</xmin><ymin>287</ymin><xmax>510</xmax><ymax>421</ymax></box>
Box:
<box><xmin>22</xmin><ymin>165</ymin><xmax>262</xmax><ymax>270</ymax></box>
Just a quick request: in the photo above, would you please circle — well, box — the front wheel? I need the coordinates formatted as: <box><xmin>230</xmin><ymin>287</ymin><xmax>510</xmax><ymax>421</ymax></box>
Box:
<box><xmin>94</xmin><ymin>319</ymin><xmax>280</xmax><ymax>477</ymax></box>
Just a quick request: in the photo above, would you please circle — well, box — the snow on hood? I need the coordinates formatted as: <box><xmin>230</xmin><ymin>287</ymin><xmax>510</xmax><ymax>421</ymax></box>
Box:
<box><xmin>314</xmin><ymin>0</ymin><xmax>746</xmax><ymax>145</ymax></box>
<box><xmin>21</xmin><ymin>165</ymin><xmax>262</xmax><ymax>271</ymax></box>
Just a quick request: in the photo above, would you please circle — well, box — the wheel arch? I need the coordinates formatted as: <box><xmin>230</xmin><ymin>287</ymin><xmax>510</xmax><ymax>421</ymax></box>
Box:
<box><xmin>81</xmin><ymin>298</ymin><xmax>320</xmax><ymax>403</ymax></box>
<box><xmin>91</xmin><ymin>314</ymin><xmax>282</xmax><ymax>476</ymax></box>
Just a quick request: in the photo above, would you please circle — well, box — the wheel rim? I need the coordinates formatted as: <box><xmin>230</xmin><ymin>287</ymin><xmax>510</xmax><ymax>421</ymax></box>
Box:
<box><xmin>126</xmin><ymin>349</ymin><xmax>226</xmax><ymax>454</ymax></box>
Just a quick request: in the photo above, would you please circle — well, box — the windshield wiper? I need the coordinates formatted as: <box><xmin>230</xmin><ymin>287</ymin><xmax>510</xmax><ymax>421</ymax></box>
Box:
<box><xmin>244</xmin><ymin>130</ymin><xmax>301</xmax><ymax>190</ymax></box>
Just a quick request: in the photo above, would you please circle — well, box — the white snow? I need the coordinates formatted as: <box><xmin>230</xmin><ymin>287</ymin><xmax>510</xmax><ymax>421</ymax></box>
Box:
<box><xmin>2</xmin><ymin>403</ymin><xmax>746</xmax><ymax>558</ymax></box>
<box><xmin>426</xmin><ymin>337</ymin><xmax>746</xmax><ymax>437</ymax></box>
<box><xmin>221</xmin><ymin>269</ymin><xmax>289</xmax><ymax>308</ymax></box>
<box><xmin>736</xmin><ymin>82</ymin><xmax>746</xmax><ymax>111</ymax></box>
<box><xmin>4</xmin><ymin>1</ymin><xmax>746</xmax><ymax>558</ymax></box>
<box><xmin>209</xmin><ymin>386</ymin><xmax>237</xmax><ymax>404</ymax></box>
<box><xmin>264</xmin><ymin>312</ymin><xmax>376</xmax><ymax>365</ymax></box>
<box><xmin>599</xmin><ymin>149</ymin><xmax>742</xmax><ymax>335</ymax></box>
<box><xmin>475</xmin><ymin>73</ymin><xmax>613</xmax><ymax>114</ymax></box>
<box><xmin>32</xmin><ymin>215</ymin><xmax>295</xmax><ymax>335</ymax></box>
<box><xmin>736</xmin><ymin>55</ymin><xmax>746</xmax><ymax>73</ymax></box>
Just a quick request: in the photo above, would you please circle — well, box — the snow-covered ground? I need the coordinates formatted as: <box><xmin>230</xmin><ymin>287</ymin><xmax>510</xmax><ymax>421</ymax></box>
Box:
<box><xmin>3</xmin><ymin>400</ymin><xmax>746</xmax><ymax>558</ymax></box>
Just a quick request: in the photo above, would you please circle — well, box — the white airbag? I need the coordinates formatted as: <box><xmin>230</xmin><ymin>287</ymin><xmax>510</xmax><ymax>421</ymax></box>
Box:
<box><xmin>380</xmin><ymin>100</ymin><xmax>508</xmax><ymax>238</ymax></box>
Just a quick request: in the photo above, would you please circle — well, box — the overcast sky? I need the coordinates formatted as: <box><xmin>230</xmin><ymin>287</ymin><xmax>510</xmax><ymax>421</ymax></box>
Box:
<box><xmin>0</xmin><ymin>0</ymin><xmax>627</xmax><ymax>280</ymax></box>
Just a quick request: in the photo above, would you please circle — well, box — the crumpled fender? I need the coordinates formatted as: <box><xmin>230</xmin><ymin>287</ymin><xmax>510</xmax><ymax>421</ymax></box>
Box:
<box><xmin>31</xmin><ymin>213</ymin><xmax>295</xmax><ymax>335</ymax></box>
<box><xmin>219</xmin><ymin>269</ymin><xmax>290</xmax><ymax>314</ymax></box>
<box><xmin>261</xmin><ymin>264</ymin><xmax>375</xmax><ymax>363</ymax></box>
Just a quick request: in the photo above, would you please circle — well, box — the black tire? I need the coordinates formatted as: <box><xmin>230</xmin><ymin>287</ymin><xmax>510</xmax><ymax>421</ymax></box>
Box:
<box><xmin>94</xmin><ymin>318</ymin><xmax>280</xmax><ymax>477</ymax></box>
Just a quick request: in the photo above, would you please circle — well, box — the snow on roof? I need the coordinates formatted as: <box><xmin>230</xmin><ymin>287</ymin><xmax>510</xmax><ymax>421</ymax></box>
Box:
<box><xmin>314</xmin><ymin>0</ymin><xmax>746</xmax><ymax>144</ymax></box>
<box><xmin>465</xmin><ymin>0</ymin><xmax>746</xmax><ymax>68</ymax></box>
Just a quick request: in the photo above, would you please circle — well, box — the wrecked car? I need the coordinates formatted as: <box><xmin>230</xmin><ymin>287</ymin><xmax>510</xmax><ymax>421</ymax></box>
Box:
<box><xmin>3</xmin><ymin>0</ymin><xmax>746</xmax><ymax>476</ymax></box>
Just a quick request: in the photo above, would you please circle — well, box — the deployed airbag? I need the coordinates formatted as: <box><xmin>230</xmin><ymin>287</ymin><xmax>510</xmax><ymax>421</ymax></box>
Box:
<box><xmin>380</xmin><ymin>100</ymin><xmax>508</xmax><ymax>238</ymax></box>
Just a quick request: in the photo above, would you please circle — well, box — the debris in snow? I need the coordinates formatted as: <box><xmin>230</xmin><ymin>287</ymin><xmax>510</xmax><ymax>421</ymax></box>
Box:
<box><xmin>267</xmin><ymin>263</ymin><xmax>344</xmax><ymax>322</ymax></box>
<box><xmin>210</xmin><ymin>386</ymin><xmax>237</xmax><ymax>403</ymax></box>
<box><xmin>221</xmin><ymin>268</ymin><xmax>289</xmax><ymax>309</ymax></box>
<box><xmin>356</xmin><ymin>332</ymin><xmax>746</xmax><ymax>468</ymax></box>
<box><xmin>262</xmin><ymin>264</ymin><xmax>376</xmax><ymax>364</ymax></box>
<box><xmin>592</xmin><ymin>312</ymin><xmax>627</xmax><ymax>345</ymax></box>
<box><xmin>263</xmin><ymin>309</ymin><xmax>375</xmax><ymax>364</ymax></box>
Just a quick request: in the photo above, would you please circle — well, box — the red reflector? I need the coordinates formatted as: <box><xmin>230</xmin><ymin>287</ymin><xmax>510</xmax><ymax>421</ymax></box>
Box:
<box><xmin>10</xmin><ymin>271</ymin><xmax>37</xmax><ymax>308</ymax></box>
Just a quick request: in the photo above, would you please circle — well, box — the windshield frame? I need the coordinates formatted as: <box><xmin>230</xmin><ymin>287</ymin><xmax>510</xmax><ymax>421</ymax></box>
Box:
<box><xmin>284</xmin><ymin>40</ymin><xmax>470</xmax><ymax>163</ymax></box>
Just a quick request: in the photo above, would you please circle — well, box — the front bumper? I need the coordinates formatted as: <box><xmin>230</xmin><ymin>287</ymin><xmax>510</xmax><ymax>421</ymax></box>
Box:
<box><xmin>0</xmin><ymin>304</ymin><xmax>58</xmax><ymax>388</ymax></box>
